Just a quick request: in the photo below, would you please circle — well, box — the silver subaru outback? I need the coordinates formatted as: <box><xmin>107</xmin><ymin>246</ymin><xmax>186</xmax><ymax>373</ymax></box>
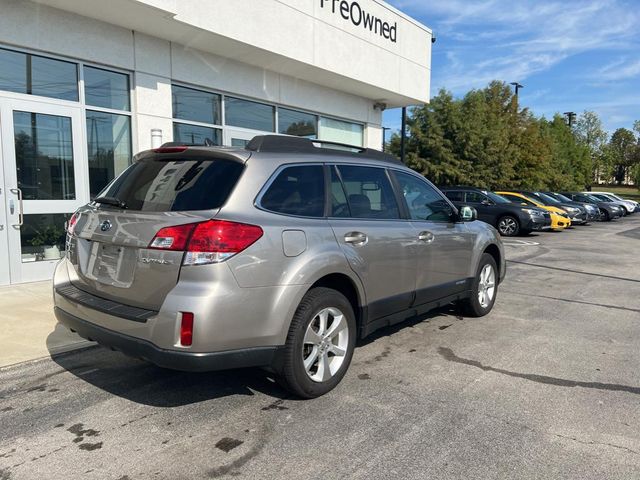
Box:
<box><xmin>53</xmin><ymin>135</ymin><xmax>505</xmax><ymax>398</ymax></box>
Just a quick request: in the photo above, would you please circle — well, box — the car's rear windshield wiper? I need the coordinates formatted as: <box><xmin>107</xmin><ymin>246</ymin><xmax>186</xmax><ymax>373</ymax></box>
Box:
<box><xmin>94</xmin><ymin>196</ymin><xmax>128</xmax><ymax>209</ymax></box>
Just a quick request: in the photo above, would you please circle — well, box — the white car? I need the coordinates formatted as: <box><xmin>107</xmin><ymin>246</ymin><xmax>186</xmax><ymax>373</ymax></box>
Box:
<box><xmin>585</xmin><ymin>192</ymin><xmax>638</xmax><ymax>215</ymax></box>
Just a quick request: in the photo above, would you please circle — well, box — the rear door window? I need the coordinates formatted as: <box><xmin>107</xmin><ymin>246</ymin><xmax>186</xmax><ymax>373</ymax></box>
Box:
<box><xmin>97</xmin><ymin>158</ymin><xmax>244</xmax><ymax>211</ymax></box>
<box><xmin>335</xmin><ymin>165</ymin><xmax>400</xmax><ymax>219</ymax></box>
<box><xmin>443</xmin><ymin>191</ymin><xmax>464</xmax><ymax>202</ymax></box>
<box><xmin>464</xmin><ymin>192</ymin><xmax>487</xmax><ymax>204</ymax></box>
<box><xmin>260</xmin><ymin>165</ymin><xmax>325</xmax><ymax>217</ymax></box>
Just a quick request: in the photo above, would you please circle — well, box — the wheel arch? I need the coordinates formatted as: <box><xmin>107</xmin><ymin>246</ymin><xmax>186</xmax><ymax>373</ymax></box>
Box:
<box><xmin>482</xmin><ymin>243</ymin><xmax>502</xmax><ymax>284</ymax></box>
<box><xmin>308</xmin><ymin>273</ymin><xmax>363</xmax><ymax>336</ymax></box>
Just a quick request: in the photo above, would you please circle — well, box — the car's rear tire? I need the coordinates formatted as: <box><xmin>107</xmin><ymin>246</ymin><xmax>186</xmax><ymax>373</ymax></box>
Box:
<box><xmin>459</xmin><ymin>253</ymin><xmax>498</xmax><ymax>317</ymax></box>
<box><xmin>496</xmin><ymin>215</ymin><xmax>520</xmax><ymax>236</ymax></box>
<box><xmin>276</xmin><ymin>287</ymin><xmax>356</xmax><ymax>399</ymax></box>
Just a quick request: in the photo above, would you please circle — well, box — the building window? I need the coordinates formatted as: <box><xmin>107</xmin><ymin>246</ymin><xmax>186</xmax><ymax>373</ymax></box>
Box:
<box><xmin>0</xmin><ymin>47</ymin><xmax>78</xmax><ymax>101</ymax></box>
<box><xmin>84</xmin><ymin>66</ymin><xmax>130</xmax><ymax>111</ymax></box>
<box><xmin>278</xmin><ymin>108</ymin><xmax>317</xmax><ymax>138</ymax></box>
<box><xmin>86</xmin><ymin>111</ymin><xmax>132</xmax><ymax>197</ymax></box>
<box><xmin>225</xmin><ymin>97</ymin><xmax>274</xmax><ymax>132</ymax></box>
<box><xmin>172</xmin><ymin>85</ymin><xmax>221</xmax><ymax>125</ymax></box>
<box><xmin>173</xmin><ymin>123</ymin><xmax>221</xmax><ymax>146</ymax></box>
<box><xmin>0</xmin><ymin>48</ymin><xmax>27</xmax><ymax>95</ymax></box>
<box><xmin>319</xmin><ymin>117</ymin><xmax>364</xmax><ymax>147</ymax></box>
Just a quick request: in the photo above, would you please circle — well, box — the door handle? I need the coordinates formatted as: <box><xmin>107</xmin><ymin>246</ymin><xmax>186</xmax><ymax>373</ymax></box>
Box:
<box><xmin>344</xmin><ymin>231</ymin><xmax>368</xmax><ymax>246</ymax></box>
<box><xmin>9</xmin><ymin>188</ymin><xmax>23</xmax><ymax>227</ymax></box>
<box><xmin>418</xmin><ymin>231</ymin><xmax>435</xmax><ymax>243</ymax></box>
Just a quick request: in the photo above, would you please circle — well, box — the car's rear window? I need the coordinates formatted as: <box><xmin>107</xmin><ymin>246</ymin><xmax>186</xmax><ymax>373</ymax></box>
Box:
<box><xmin>97</xmin><ymin>158</ymin><xmax>244</xmax><ymax>211</ymax></box>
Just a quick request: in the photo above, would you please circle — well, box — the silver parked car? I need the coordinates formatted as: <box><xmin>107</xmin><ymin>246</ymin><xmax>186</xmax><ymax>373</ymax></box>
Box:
<box><xmin>54</xmin><ymin>135</ymin><xmax>506</xmax><ymax>398</ymax></box>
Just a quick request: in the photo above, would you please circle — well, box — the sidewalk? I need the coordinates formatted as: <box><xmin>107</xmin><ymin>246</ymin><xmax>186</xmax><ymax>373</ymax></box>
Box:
<box><xmin>0</xmin><ymin>280</ymin><xmax>93</xmax><ymax>368</ymax></box>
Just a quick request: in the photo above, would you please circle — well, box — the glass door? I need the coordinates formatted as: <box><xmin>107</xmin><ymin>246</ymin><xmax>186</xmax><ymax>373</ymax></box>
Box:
<box><xmin>0</xmin><ymin>98</ymin><xmax>87</xmax><ymax>284</ymax></box>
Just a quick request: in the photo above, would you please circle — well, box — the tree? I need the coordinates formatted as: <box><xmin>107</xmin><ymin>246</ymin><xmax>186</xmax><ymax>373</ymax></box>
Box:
<box><xmin>608</xmin><ymin>128</ymin><xmax>636</xmax><ymax>184</ymax></box>
<box><xmin>575</xmin><ymin>111</ymin><xmax>608</xmax><ymax>184</ymax></box>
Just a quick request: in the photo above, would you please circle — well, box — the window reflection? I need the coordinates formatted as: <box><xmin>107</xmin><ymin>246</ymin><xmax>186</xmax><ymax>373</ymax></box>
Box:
<box><xmin>86</xmin><ymin>111</ymin><xmax>132</xmax><ymax>197</ymax></box>
<box><xmin>225</xmin><ymin>97</ymin><xmax>274</xmax><ymax>132</ymax></box>
<box><xmin>20</xmin><ymin>213</ymin><xmax>71</xmax><ymax>263</ymax></box>
<box><xmin>173</xmin><ymin>122</ymin><xmax>221</xmax><ymax>145</ymax></box>
<box><xmin>14</xmin><ymin>111</ymin><xmax>75</xmax><ymax>200</ymax></box>
<box><xmin>0</xmin><ymin>48</ymin><xmax>78</xmax><ymax>101</ymax></box>
<box><xmin>84</xmin><ymin>66</ymin><xmax>130</xmax><ymax>110</ymax></box>
<box><xmin>30</xmin><ymin>55</ymin><xmax>78</xmax><ymax>101</ymax></box>
<box><xmin>172</xmin><ymin>85</ymin><xmax>221</xmax><ymax>125</ymax></box>
<box><xmin>0</xmin><ymin>48</ymin><xmax>27</xmax><ymax>94</ymax></box>
<box><xmin>278</xmin><ymin>108</ymin><xmax>317</xmax><ymax>138</ymax></box>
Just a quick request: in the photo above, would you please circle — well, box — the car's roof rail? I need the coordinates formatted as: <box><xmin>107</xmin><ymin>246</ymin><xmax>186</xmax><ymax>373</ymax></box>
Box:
<box><xmin>245</xmin><ymin>135</ymin><xmax>402</xmax><ymax>164</ymax></box>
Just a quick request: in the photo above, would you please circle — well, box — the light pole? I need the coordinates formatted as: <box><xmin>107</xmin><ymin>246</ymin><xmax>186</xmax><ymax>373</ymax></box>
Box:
<box><xmin>564</xmin><ymin>111</ymin><xmax>577</xmax><ymax>128</ymax></box>
<box><xmin>510</xmin><ymin>82</ymin><xmax>524</xmax><ymax>100</ymax></box>
<box><xmin>400</xmin><ymin>106</ymin><xmax>407</xmax><ymax>163</ymax></box>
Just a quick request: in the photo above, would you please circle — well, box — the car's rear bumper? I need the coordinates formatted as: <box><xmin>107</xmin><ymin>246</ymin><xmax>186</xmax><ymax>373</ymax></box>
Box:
<box><xmin>54</xmin><ymin>306</ymin><xmax>280</xmax><ymax>372</ymax></box>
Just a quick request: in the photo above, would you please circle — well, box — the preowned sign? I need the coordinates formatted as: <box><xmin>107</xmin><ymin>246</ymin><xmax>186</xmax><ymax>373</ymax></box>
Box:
<box><xmin>320</xmin><ymin>0</ymin><xmax>397</xmax><ymax>43</ymax></box>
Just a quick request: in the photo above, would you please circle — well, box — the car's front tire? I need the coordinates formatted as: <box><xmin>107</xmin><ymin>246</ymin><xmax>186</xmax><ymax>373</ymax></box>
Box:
<box><xmin>459</xmin><ymin>253</ymin><xmax>498</xmax><ymax>317</ymax></box>
<box><xmin>277</xmin><ymin>287</ymin><xmax>356</xmax><ymax>399</ymax></box>
<box><xmin>496</xmin><ymin>215</ymin><xmax>520</xmax><ymax>236</ymax></box>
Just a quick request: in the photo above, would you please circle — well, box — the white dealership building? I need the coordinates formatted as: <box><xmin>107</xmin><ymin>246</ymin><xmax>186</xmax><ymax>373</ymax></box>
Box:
<box><xmin>0</xmin><ymin>0</ymin><xmax>432</xmax><ymax>285</ymax></box>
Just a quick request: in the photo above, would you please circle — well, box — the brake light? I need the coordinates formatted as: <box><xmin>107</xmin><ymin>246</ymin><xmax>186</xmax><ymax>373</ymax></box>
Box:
<box><xmin>148</xmin><ymin>220</ymin><xmax>263</xmax><ymax>265</ymax></box>
<box><xmin>67</xmin><ymin>212</ymin><xmax>80</xmax><ymax>235</ymax></box>
<box><xmin>152</xmin><ymin>146</ymin><xmax>188</xmax><ymax>153</ymax></box>
<box><xmin>149</xmin><ymin>223</ymin><xmax>197</xmax><ymax>250</ymax></box>
<box><xmin>180</xmin><ymin>312</ymin><xmax>194</xmax><ymax>346</ymax></box>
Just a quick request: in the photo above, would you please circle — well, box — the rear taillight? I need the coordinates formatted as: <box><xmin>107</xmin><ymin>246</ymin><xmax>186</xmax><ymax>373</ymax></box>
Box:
<box><xmin>180</xmin><ymin>312</ymin><xmax>194</xmax><ymax>346</ymax></box>
<box><xmin>149</xmin><ymin>223</ymin><xmax>197</xmax><ymax>250</ymax></box>
<box><xmin>148</xmin><ymin>220</ymin><xmax>263</xmax><ymax>265</ymax></box>
<box><xmin>67</xmin><ymin>212</ymin><xmax>80</xmax><ymax>235</ymax></box>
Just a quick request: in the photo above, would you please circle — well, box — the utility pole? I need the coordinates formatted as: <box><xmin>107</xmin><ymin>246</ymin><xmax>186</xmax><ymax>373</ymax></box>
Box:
<box><xmin>564</xmin><ymin>111</ymin><xmax>577</xmax><ymax>128</ymax></box>
<box><xmin>400</xmin><ymin>107</ymin><xmax>407</xmax><ymax>163</ymax></box>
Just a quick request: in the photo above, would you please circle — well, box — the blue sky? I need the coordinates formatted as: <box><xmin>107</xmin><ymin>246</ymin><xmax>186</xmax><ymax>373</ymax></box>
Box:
<box><xmin>383</xmin><ymin>0</ymin><xmax>640</xmax><ymax>136</ymax></box>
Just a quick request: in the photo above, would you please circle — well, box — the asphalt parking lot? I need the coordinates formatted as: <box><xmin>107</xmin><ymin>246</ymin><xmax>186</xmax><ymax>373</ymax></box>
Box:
<box><xmin>1</xmin><ymin>215</ymin><xmax>639</xmax><ymax>480</ymax></box>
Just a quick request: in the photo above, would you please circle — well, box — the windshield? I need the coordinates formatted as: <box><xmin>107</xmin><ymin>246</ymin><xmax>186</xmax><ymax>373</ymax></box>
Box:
<box><xmin>534</xmin><ymin>192</ymin><xmax>560</xmax><ymax>204</ymax></box>
<box><xmin>591</xmin><ymin>194</ymin><xmax>611</xmax><ymax>202</ymax></box>
<box><xmin>583</xmin><ymin>194</ymin><xmax>601</xmax><ymax>202</ymax></box>
<box><xmin>485</xmin><ymin>191</ymin><xmax>511</xmax><ymax>204</ymax></box>
<box><xmin>552</xmin><ymin>193</ymin><xmax>573</xmax><ymax>202</ymax></box>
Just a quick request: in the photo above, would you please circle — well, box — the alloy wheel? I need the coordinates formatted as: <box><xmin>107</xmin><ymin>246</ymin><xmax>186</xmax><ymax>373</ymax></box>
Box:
<box><xmin>302</xmin><ymin>307</ymin><xmax>349</xmax><ymax>382</ymax></box>
<box><xmin>477</xmin><ymin>264</ymin><xmax>496</xmax><ymax>308</ymax></box>
<box><xmin>498</xmin><ymin>217</ymin><xmax>517</xmax><ymax>235</ymax></box>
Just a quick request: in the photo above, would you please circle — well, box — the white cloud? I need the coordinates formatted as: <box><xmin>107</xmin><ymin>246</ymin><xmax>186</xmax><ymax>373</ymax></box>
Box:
<box><xmin>389</xmin><ymin>0</ymin><xmax>640</xmax><ymax>92</ymax></box>
<box><xmin>597</xmin><ymin>57</ymin><xmax>640</xmax><ymax>81</ymax></box>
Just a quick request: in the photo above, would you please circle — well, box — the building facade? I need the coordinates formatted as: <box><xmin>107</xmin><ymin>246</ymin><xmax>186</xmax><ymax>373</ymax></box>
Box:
<box><xmin>0</xmin><ymin>0</ymin><xmax>432</xmax><ymax>285</ymax></box>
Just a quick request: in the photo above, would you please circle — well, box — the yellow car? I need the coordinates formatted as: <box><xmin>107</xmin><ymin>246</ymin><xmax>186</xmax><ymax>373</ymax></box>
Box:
<box><xmin>496</xmin><ymin>191</ymin><xmax>571</xmax><ymax>230</ymax></box>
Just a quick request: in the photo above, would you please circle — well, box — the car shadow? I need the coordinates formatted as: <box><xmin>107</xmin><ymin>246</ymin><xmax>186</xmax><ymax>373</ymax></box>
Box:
<box><xmin>49</xmin><ymin>340</ymin><xmax>288</xmax><ymax>408</ymax></box>
<box><xmin>357</xmin><ymin>304</ymin><xmax>458</xmax><ymax>348</ymax></box>
<box><xmin>47</xmin><ymin>304</ymin><xmax>462</xmax><ymax>407</ymax></box>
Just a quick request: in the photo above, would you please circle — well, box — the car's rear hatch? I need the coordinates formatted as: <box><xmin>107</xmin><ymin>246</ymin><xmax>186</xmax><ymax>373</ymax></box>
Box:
<box><xmin>66</xmin><ymin>148</ymin><xmax>248</xmax><ymax>311</ymax></box>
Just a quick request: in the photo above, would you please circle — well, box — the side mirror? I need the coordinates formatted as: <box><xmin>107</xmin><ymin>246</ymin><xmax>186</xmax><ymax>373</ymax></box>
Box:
<box><xmin>459</xmin><ymin>205</ymin><xmax>477</xmax><ymax>222</ymax></box>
